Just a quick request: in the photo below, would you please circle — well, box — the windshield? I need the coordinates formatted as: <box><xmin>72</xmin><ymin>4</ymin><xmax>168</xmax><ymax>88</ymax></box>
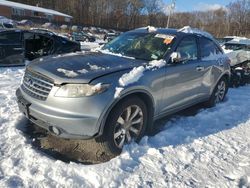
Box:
<box><xmin>102</xmin><ymin>32</ymin><xmax>174</xmax><ymax>61</ymax></box>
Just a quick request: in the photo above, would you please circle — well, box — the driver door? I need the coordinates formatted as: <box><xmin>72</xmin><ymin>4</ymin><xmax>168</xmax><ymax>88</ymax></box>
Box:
<box><xmin>160</xmin><ymin>36</ymin><xmax>205</xmax><ymax>114</ymax></box>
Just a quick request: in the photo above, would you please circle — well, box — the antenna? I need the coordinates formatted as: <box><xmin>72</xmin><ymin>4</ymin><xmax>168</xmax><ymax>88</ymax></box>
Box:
<box><xmin>167</xmin><ymin>0</ymin><xmax>176</xmax><ymax>28</ymax></box>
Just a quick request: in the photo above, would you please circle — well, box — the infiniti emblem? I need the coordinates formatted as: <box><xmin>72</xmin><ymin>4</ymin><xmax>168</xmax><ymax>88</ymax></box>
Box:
<box><xmin>25</xmin><ymin>77</ymin><xmax>33</xmax><ymax>86</ymax></box>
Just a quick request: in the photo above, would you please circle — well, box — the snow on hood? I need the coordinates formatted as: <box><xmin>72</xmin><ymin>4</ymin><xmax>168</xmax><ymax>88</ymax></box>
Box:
<box><xmin>27</xmin><ymin>52</ymin><xmax>145</xmax><ymax>84</ymax></box>
<box><xmin>115</xmin><ymin>59</ymin><xmax>166</xmax><ymax>98</ymax></box>
<box><xmin>57</xmin><ymin>68</ymin><xmax>79</xmax><ymax>78</ymax></box>
<box><xmin>98</xmin><ymin>49</ymin><xmax>135</xmax><ymax>60</ymax></box>
<box><xmin>178</xmin><ymin>26</ymin><xmax>214</xmax><ymax>39</ymax></box>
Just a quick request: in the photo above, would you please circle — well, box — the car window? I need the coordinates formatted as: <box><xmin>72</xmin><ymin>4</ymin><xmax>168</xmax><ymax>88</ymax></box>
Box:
<box><xmin>176</xmin><ymin>36</ymin><xmax>198</xmax><ymax>60</ymax></box>
<box><xmin>103</xmin><ymin>32</ymin><xmax>174</xmax><ymax>61</ymax></box>
<box><xmin>0</xmin><ymin>32</ymin><xmax>21</xmax><ymax>44</ymax></box>
<box><xmin>200</xmin><ymin>37</ymin><xmax>222</xmax><ymax>58</ymax></box>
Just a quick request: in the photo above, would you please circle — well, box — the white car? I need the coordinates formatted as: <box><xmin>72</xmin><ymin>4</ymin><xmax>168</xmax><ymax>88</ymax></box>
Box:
<box><xmin>0</xmin><ymin>16</ymin><xmax>16</xmax><ymax>29</ymax></box>
<box><xmin>222</xmin><ymin>38</ymin><xmax>250</xmax><ymax>87</ymax></box>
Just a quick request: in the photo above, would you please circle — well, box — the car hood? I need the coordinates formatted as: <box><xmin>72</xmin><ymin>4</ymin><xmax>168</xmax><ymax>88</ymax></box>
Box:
<box><xmin>27</xmin><ymin>52</ymin><xmax>145</xmax><ymax>84</ymax></box>
<box><xmin>226</xmin><ymin>50</ymin><xmax>250</xmax><ymax>66</ymax></box>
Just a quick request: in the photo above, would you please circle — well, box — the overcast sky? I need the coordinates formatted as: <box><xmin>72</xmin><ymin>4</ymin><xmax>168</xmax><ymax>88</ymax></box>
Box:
<box><xmin>164</xmin><ymin>0</ymin><xmax>232</xmax><ymax>12</ymax></box>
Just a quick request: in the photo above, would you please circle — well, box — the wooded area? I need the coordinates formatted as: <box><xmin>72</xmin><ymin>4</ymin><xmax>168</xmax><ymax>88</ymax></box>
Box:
<box><xmin>13</xmin><ymin>0</ymin><xmax>250</xmax><ymax>37</ymax></box>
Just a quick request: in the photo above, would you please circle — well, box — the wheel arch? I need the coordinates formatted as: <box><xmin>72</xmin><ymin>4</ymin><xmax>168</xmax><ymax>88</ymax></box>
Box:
<box><xmin>209</xmin><ymin>72</ymin><xmax>230</xmax><ymax>96</ymax></box>
<box><xmin>98</xmin><ymin>89</ymin><xmax>155</xmax><ymax>136</ymax></box>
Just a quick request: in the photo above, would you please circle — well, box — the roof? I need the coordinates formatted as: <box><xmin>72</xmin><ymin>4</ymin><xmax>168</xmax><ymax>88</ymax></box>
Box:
<box><xmin>131</xmin><ymin>27</ymin><xmax>179</xmax><ymax>36</ymax></box>
<box><xmin>0</xmin><ymin>0</ymin><xmax>72</xmax><ymax>18</ymax></box>
<box><xmin>131</xmin><ymin>26</ymin><xmax>214</xmax><ymax>39</ymax></box>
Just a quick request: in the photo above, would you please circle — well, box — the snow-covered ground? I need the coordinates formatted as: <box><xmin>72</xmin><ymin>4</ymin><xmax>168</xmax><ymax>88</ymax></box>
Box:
<box><xmin>80</xmin><ymin>39</ymin><xmax>105</xmax><ymax>51</ymax></box>
<box><xmin>0</xmin><ymin>67</ymin><xmax>250</xmax><ymax>187</ymax></box>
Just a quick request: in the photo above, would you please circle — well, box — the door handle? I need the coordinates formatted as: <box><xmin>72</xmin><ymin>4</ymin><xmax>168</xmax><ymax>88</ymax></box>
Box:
<box><xmin>196</xmin><ymin>66</ymin><xmax>205</xmax><ymax>71</ymax></box>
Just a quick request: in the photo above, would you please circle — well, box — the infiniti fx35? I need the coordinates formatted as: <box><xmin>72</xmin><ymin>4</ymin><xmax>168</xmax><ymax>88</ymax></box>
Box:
<box><xmin>16</xmin><ymin>27</ymin><xmax>231</xmax><ymax>156</ymax></box>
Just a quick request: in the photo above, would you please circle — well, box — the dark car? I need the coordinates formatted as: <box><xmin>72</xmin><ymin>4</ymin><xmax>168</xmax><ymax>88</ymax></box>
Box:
<box><xmin>104</xmin><ymin>32</ymin><xmax>120</xmax><ymax>42</ymax></box>
<box><xmin>70</xmin><ymin>31</ymin><xmax>96</xmax><ymax>42</ymax></box>
<box><xmin>0</xmin><ymin>29</ymin><xmax>81</xmax><ymax>66</ymax></box>
<box><xmin>16</xmin><ymin>27</ymin><xmax>230</xmax><ymax>157</ymax></box>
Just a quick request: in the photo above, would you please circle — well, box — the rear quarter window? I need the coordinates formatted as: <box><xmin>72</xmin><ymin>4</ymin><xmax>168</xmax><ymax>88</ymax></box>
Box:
<box><xmin>200</xmin><ymin>37</ymin><xmax>222</xmax><ymax>58</ymax></box>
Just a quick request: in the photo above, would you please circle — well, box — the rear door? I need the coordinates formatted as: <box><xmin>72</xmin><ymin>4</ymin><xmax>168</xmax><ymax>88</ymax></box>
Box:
<box><xmin>0</xmin><ymin>31</ymin><xmax>24</xmax><ymax>66</ymax></box>
<box><xmin>160</xmin><ymin>35</ymin><xmax>205</xmax><ymax>113</ymax></box>
<box><xmin>198</xmin><ymin>36</ymin><xmax>225</xmax><ymax>96</ymax></box>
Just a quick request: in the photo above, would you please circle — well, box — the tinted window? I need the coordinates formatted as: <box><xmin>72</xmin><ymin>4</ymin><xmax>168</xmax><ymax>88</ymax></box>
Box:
<box><xmin>0</xmin><ymin>32</ymin><xmax>21</xmax><ymax>44</ymax></box>
<box><xmin>200</xmin><ymin>37</ymin><xmax>222</xmax><ymax>58</ymax></box>
<box><xmin>176</xmin><ymin>36</ymin><xmax>198</xmax><ymax>60</ymax></box>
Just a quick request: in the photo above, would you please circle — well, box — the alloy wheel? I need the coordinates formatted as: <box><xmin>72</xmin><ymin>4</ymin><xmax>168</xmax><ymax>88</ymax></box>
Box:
<box><xmin>113</xmin><ymin>105</ymin><xmax>143</xmax><ymax>148</ymax></box>
<box><xmin>215</xmin><ymin>80</ymin><xmax>226</xmax><ymax>103</ymax></box>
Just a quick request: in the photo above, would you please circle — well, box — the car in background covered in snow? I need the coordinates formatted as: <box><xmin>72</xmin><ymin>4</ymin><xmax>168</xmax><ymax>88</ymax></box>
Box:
<box><xmin>222</xmin><ymin>38</ymin><xmax>250</xmax><ymax>87</ymax></box>
<box><xmin>16</xmin><ymin>26</ymin><xmax>230</xmax><ymax>157</ymax></box>
<box><xmin>0</xmin><ymin>29</ymin><xmax>81</xmax><ymax>66</ymax></box>
<box><xmin>0</xmin><ymin>16</ymin><xmax>16</xmax><ymax>29</ymax></box>
<box><xmin>104</xmin><ymin>32</ymin><xmax>120</xmax><ymax>42</ymax></box>
<box><xmin>70</xmin><ymin>31</ymin><xmax>96</xmax><ymax>42</ymax></box>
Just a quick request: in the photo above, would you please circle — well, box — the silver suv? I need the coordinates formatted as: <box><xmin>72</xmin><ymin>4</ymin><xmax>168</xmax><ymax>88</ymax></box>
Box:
<box><xmin>16</xmin><ymin>27</ymin><xmax>231</xmax><ymax>156</ymax></box>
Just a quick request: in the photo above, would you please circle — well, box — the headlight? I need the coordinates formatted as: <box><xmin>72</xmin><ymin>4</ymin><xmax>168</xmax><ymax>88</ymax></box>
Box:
<box><xmin>55</xmin><ymin>83</ymin><xmax>110</xmax><ymax>97</ymax></box>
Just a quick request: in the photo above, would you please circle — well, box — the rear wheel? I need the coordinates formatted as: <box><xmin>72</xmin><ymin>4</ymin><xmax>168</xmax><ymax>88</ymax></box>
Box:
<box><xmin>205</xmin><ymin>77</ymin><xmax>228</xmax><ymax>107</ymax></box>
<box><xmin>95</xmin><ymin>97</ymin><xmax>147</xmax><ymax>156</ymax></box>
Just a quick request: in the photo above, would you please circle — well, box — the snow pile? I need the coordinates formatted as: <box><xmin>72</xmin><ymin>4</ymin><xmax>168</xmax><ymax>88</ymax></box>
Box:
<box><xmin>147</xmin><ymin>59</ymin><xmax>166</xmax><ymax>69</ymax></box>
<box><xmin>147</xmin><ymin>26</ymin><xmax>157</xmax><ymax>32</ymax></box>
<box><xmin>114</xmin><ymin>87</ymin><xmax>124</xmax><ymax>99</ymax></box>
<box><xmin>221</xmin><ymin>46</ymin><xmax>234</xmax><ymax>54</ymax></box>
<box><xmin>81</xmin><ymin>41</ymin><xmax>102</xmax><ymax>51</ymax></box>
<box><xmin>0</xmin><ymin>67</ymin><xmax>250</xmax><ymax>187</ymax></box>
<box><xmin>115</xmin><ymin>59</ymin><xmax>166</xmax><ymax>98</ymax></box>
<box><xmin>77</xmin><ymin>69</ymin><xmax>88</xmax><ymax>74</ymax></box>
<box><xmin>57</xmin><ymin>68</ymin><xmax>78</xmax><ymax>78</ymax></box>
<box><xmin>119</xmin><ymin>66</ymin><xmax>145</xmax><ymax>87</ymax></box>
<box><xmin>98</xmin><ymin>49</ymin><xmax>135</xmax><ymax>60</ymax></box>
<box><xmin>178</xmin><ymin>26</ymin><xmax>214</xmax><ymax>39</ymax></box>
<box><xmin>87</xmin><ymin>63</ymin><xmax>105</xmax><ymax>71</ymax></box>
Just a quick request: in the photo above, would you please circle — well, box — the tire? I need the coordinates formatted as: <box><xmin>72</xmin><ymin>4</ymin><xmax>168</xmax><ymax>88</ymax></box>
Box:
<box><xmin>205</xmin><ymin>77</ymin><xmax>229</xmax><ymax>108</ymax></box>
<box><xmin>95</xmin><ymin>96</ymin><xmax>148</xmax><ymax>156</ymax></box>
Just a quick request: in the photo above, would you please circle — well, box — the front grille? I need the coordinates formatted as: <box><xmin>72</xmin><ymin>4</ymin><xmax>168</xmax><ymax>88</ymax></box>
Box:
<box><xmin>21</xmin><ymin>70</ymin><xmax>54</xmax><ymax>101</ymax></box>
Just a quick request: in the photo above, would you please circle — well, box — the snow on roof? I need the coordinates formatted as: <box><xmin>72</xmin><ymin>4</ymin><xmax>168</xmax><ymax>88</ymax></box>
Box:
<box><xmin>0</xmin><ymin>0</ymin><xmax>72</xmax><ymax>18</ymax></box>
<box><xmin>228</xmin><ymin>38</ymin><xmax>250</xmax><ymax>45</ymax></box>
<box><xmin>224</xmin><ymin>36</ymin><xmax>248</xmax><ymax>40</ymax></box>
<box><xmin>178</xmin><ymin>26</ymin><xmax>214</xmax><ymax>39</ymax></box>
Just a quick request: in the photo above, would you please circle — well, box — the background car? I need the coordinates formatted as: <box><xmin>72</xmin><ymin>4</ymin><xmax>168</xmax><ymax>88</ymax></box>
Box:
<box><xmin>0</xmin><ymin>16</ymin><xmax>16</xmax><ymax>29</ymax></box>
<box><xmin>70</xmin><ymin>31</ymin><xmax>96</xmax><ymax>42</ymax></box>
<box><xmin>16</xmin><ymin>27</ymin><xmax>230</xmax><ymax>157</ymax></box>
<box><xmin>0</xmin><ymin>29</ymin><xmax>81</xmax><ymax>66</ymax></box>
<box><xmin>104</xmin><ymin>32</ymin><xmax>120</xmax><ymax>42</ymax></box>
<box><xmin>222</xmin><ymin>38</ymin><xmax>250</xmax><ymax>87</ymax></box>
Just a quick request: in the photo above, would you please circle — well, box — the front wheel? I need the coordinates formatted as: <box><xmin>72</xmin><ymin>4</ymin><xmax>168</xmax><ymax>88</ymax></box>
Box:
<box><xmin>95</xmin><ymin>97</ymin><xmax>148</xmax><ymax>156</ymax></box>
<box><xmin>205</xmin><ymin>77</ymin><xmax>228</xmax><ymax>107</ymax></box>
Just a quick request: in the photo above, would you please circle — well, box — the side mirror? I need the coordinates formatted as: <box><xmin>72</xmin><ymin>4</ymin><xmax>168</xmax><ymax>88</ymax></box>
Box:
<box><xmin>170</xmin><ymin>52</ymin><xmax>182</xmax><ymax>63</ymax></box>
